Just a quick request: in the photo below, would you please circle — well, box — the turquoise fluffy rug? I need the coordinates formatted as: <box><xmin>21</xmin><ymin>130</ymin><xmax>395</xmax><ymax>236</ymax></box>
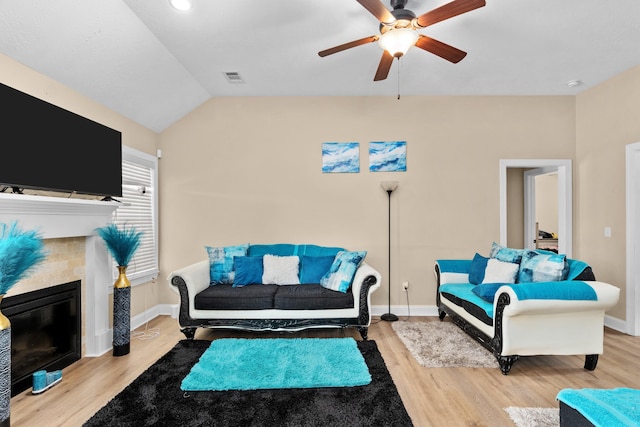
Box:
<box><xmin>181</xmin><ymin>337</ymin><xmax>371</xmax><ymax>391</ymax></box>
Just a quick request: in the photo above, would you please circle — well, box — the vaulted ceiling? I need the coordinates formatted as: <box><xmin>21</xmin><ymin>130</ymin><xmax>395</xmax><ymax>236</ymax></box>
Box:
<box><xmin>1</xmin><ymin>0</ymin><xmax>639</xmax><ymax>132</ymax></box>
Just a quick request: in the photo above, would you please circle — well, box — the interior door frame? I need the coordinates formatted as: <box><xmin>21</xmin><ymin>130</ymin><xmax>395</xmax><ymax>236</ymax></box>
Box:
<box><xmin>500</xmin><ymin>159</ymin><xmax>572</xmax><ymax>257</ymax></box>
<box><xmin>524</xmin><ymin>167</ymin><xmax>559</xmax><ymax>250</ymax></box>
<box><xmin>626</xmin><ymin>142</ymin><xmax>640</xmax><ymax>336</ymax></box>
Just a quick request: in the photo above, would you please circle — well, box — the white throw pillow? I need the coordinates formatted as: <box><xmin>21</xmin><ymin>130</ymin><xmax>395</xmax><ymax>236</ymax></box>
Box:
<box><xmin>482</xmin><ymin>258</ymin><xmax>519</xmax><ymax>284</ymax></box>
<box><xmin>262</xmin><ymin>254</ymin><xmax>300</xmax><ymax>285</ymax></box>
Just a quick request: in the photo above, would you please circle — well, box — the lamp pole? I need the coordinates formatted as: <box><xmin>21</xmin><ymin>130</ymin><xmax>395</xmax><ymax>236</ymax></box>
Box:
<box><xmin>381</xmin><ymin>181</ymin><xmax>398</xmax><ymax>322</ymax></box>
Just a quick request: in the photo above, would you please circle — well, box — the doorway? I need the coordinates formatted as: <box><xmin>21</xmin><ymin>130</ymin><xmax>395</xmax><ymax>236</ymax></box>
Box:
<box><xmin>626</xmin><ymin>142</ymin><xmax>640</xmax><ymax>336</ymax></box>
<box><xmin>499</xmin><ymin>159</ymin><xmax>572</xmax><ymax>257</ymax></box>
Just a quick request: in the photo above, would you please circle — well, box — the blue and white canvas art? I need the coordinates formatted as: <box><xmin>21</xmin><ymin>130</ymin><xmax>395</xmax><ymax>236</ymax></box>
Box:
<box><xmin>369</xmin><ymin>141</ymin><xmax>407</xmax><ymax>172</ymax></box>
<box><xmin>322</xmin><ymin>142</ymin><xmax>360</xmax><ymax>173</ymax></box>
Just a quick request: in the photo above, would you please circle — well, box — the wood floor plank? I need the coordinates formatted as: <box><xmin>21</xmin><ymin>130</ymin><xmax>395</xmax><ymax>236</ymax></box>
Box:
<box><xmin>9</xmin><ymin>315</ymin><xmax>640</xmax><ymax>426</ymax></box>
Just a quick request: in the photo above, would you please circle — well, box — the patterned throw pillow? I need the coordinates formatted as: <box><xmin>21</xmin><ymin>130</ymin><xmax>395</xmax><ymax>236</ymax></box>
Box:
<box><xmin>489</xmin><ymin>242</ymin><xmax>524</xmax><ymax>264</ymax></box>
<box><xmin>206</xmin><ymin>243</ymin><xmax>249</xmax><ymax>285</ymax></box>
<box><xmin>518</xmin><ymin>250</ymin><xmax>566</xmax><ymax>283</ymax></box>
<box><xmin>320</xmin><ymin>251</ymin><xmax>366</xmax><ymax>293</ymax></box>
<box><xmin>262</xmin><ymin>254</ymin><xmax>300</xmax><ymax>285</ymax></box>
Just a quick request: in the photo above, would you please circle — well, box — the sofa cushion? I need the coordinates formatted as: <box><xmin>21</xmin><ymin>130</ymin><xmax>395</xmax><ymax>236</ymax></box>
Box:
<box><xmin>195</xmin><ymin>284</ymin><xmax>278</xmax><ymax>310</ymax></box>
<box><xmin>469</xmin><ymin>253</ymin><xmax>489</xmax><ymax>285</ymax></box>
<box><xmin>248</xmin><ymin>244</ymin><xmax>297</xmax><ymax>257</ymax></box>
<box><xmin>233</xmin><ymin>256</ymin><xmax>263</xmax><ymax>287</ymax></box>
<box><xmin>274</xmin><ymin>284</ymin><xmax>354</xmax><ymax>310</ymax></box>
<box><xmin>247</xmin><ymin>244</ymin><xmax>343</xmax><ymax>257</ymax></box>
<box><xmin>518</xmin><ymin>250</ymin><xmax>566</xmax><ymax>283</ymax></box>
<box><xmin>482</xmin><ymin>258</ymin><xmax>519</xmax><ymax>284</ymax></box>
<box><xmin>320</xmin><ymin>250</ymin><xmax>366</xmax><ymax>293</ymax></box>
<box><xmin>206</xmin><ymin>243</ymin><xmax>249</xmax><ymax>285</ymax></box>
<box><xmin>262</xmin><ymin>254</ymin><xmax>300</xmax><ymax>285</ymax></box>
<box><xmin>299</xmin><ymin>255</ymin><xmax>336</xmax><ymax>284</ymax></box>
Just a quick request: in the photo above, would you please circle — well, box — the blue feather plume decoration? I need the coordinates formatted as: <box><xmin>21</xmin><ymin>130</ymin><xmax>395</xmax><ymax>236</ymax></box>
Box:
<box><xmin>0</xmin><ymin>222</ymin><xmax>47</xmax><ymax>295</ymax></box>
<box><xmin>96</xmin><ymin>223</ymin><xmax>142</xmax><ymax>267</ymax></box>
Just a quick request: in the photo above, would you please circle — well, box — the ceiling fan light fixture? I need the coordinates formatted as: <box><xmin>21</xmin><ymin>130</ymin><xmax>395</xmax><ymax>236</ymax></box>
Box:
<box><xmin>378</xmin><ymin>28</ymin><xmax>419</xmax><ymax>57</ymax></box>
<box><xmin>169</xmin><ymin>0</ymin><xmax>192</xmax><ymax>11</ymax></box>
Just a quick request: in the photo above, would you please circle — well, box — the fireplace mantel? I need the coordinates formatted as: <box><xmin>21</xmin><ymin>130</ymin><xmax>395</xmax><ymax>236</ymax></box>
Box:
<box><xmin>0</xmin><ymin>193</ymin><xmax>119</xmax><ymax>238</ymax></box>
<box><xmin>0</xmin><ymin>192</ymin><xmax>120</xmax><ymax>356</ymax></box>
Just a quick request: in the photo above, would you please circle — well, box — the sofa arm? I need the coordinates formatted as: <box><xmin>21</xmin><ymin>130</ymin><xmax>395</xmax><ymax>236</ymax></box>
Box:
<box><xmin>434</xmin><ymin>260</ymin><xmax>472</xmax><ymax>285</ymax></box>
<box><xmin>496</xmin><ymin>281</ymin><xmax>620</xmax><ymax>317</ymax></box>
<box><xmin>351</xmin><ymin>262</ymin><xmax>381</xmax><ymax>297</ymax></box>
<box><xmin>168</xmin><ymin>259</ymin><xmax>210</xmax><ymax>300</ymax></box>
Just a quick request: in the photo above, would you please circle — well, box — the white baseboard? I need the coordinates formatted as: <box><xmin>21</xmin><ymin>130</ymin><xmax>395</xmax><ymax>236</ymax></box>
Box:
<box><xmin>371</xmin><ymin>305</ymin><xmax>439</xmax><ymax>317</ymax></box>
<box><xmin>130</xmin><ymin>303</ymin><xmax>178</xmax><ymax>330</ymax></box>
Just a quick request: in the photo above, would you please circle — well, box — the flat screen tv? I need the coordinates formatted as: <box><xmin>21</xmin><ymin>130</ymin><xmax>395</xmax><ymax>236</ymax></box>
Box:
<box><xmin>0</xmin><ymin>82</ymin><xmax>122</xmax><ymax>198</ymax></box>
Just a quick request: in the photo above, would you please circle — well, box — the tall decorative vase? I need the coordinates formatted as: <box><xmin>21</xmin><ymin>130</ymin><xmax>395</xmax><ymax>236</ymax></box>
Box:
<box><xmin>0</xmin><ymin>296</ymin><xmax>11</xmax><ymax>427</ymax></box>
<box><xmin>112</xmin><ymin>266</ymin><xmax>131</xmax><ymax>357</ymax></box>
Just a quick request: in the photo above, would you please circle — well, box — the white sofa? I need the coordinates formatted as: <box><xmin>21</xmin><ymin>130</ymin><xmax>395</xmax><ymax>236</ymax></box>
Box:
<box><xmin>168</xmin><ymin>244</ymin><xmax>381</xmax><ymax>340</ymax></box>
<box><xmin>435</xmin><ymin>255</ymin><xmax>620</xmax><ymax>375</ymax></box>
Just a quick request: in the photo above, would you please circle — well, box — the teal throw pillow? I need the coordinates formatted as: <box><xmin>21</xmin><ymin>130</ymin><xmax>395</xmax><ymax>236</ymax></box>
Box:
<box><xmin>468</xmin><ymin>253</ymin><xmax>489</xmax><ymax>284</ymax></box>
<box><xmin>299</xmin><ymin>255</ymin><xmax>336</xmax><ymax>284</ymax></box>
<box><xmin>518</xmin><ymin>250</ymin><xmax>566</xmax><ymax>283</ymax></box>
<box><xmin>471</xmin><ymin>283</ymin><xmax>507</xmax><ymax>302</ymax></box>
<box><xmin>205</xmin><ymin>243</ymin><xmax>249</xmax><ymax>285</ymax></box>
<box><xmin>320</xmin><ymin>250</ymin><xmax>366</xmax><ymax>293</ymax></box>
<box><xmin>233</xmin><ymin>256</ymin><xmax>263</xmax><ymax>287</ymax></box>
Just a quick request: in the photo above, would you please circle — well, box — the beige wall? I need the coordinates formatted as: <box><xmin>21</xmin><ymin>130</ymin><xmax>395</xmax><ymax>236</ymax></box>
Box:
<box><xmin>158</xmin><ymin>96</ymin><xmax>577</xmax><ymax>308</ymax></box>
<box><xmin>5</xmin><ymin>48</ymin><xmax>638</xmax><ymax>321</ymax></box>
<box><xmin>576</xmin><ymin>64</ymin><xmax>640</xmax><ymax>320</ymax></box>
<box><xmin>0</xmin><ymin>53</ymin><xmax>161</xmax><ymax>319</ymax></box>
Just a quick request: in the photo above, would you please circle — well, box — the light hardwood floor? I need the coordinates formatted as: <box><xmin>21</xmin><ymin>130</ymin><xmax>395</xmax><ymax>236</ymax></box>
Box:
<box><xmin>10</xmin><ymin>315</ymin><xmax>640</xmax><ymax>426</ymax></box>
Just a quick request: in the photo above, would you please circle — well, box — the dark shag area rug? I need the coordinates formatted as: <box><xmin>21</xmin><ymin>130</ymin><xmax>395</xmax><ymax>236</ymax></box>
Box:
<box><xmin>84</xmin><ymin>339</ymin><xmax>413</xmax><ymax>427</ymax></box>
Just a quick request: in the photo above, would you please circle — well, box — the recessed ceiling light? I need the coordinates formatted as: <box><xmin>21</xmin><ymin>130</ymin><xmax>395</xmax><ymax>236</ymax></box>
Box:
<box><xmin>567</xmin><ymin>80</ymin><xmax>583</xmax><ymax>88</ymax></box>
<box><xmin>169</xmin><ymin>0</ymin><xmax>192</xmax><ymax>11</ymax></box>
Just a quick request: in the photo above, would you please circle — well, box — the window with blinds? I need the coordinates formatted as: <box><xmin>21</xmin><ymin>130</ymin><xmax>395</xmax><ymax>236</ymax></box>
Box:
<box><xmin>112</xmin><ymin>146</ymin><xmax>159</xmax><ymax>285</ymax></box>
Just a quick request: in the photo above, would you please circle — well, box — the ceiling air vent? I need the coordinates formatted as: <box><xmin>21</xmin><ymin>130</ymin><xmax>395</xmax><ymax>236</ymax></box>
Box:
<box><xmin>224</xmin><ymin>72</ymin><xmax>245</xmax><ymax>84</ymax></box>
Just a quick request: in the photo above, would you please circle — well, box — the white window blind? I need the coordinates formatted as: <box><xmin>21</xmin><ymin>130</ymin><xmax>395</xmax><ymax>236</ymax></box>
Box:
<box><xmin>112</xmin><ymin>147</ymin><xmax>159</xmax><ymax>285</ymax></box>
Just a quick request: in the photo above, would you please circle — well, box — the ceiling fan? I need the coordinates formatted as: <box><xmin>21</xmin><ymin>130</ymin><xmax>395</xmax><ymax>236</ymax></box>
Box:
<box><xmin>318</xmin><ymin>0</ymin><xmax>486</xmax><ymax>81</ymax></box>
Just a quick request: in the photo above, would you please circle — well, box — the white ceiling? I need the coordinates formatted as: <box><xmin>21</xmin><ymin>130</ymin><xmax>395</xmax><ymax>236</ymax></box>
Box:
<box><xmin>1</xmin><ymin>0</ymin><xmax>639</xmax><ymax>133</ymax></box>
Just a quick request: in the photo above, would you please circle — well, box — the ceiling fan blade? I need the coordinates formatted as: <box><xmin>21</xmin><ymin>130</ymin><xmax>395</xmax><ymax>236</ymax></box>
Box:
<box><xmin>374</xmin><ymin>50</ymin><xmax>394</xmax><ymax>81</ymax></box>
<box><xmin>415</xmin><ymin>35</ymin><xmax>467</xmax><ymax>63</ymax></box>
<box><xmin>356</xmin><ymin>0</ymin><xmax>396</xmax><ymax>24</ymax></box>
<box><xmin>318</xmin><ymin>35</ymin><xmax>378</xmax><ymax>57</ymax></box>
<box><xmin>416</xmin><ymin>0</ymin><xmax>486</xmax><ymax>28</ymax></box>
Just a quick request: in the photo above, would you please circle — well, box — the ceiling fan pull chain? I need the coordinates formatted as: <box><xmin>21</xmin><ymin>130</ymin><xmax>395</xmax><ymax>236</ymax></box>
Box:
<box><xmin>397</xmin><ymin>57</ymin><xmax>401</xmax><ymax>100</ymax></box>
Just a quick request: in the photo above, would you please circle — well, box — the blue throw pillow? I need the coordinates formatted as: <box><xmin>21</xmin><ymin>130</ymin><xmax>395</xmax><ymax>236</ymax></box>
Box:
<box><xmin>299</xmin><ymin>255</ymin><xmax>336</xmax><ymax>284</ymax></box>
<box><xmin>471</xmin><ymin>283</ymin><xmax>507</xmax><ymax>302</ymax></box>
<box><xmin>320</xmin><ymin>251</ymin><xmax>366</xmax><ymax>293</ymax></box>
<box><xmin>468</xmin><ymin>253</ymin><xmax>489</xmax><ymax>285</ymax></box>
<box><xmin>518</xmin><ymin>250</ymin><xmax>566</xmax><ymax>283</ymax></box>
<box><xmin>233</xmin><ymin>256</ymin><xmax>263</xmax><ymax>287</ymax></box>
<box><xmin>205</xmin><ymin>243</ymin><xmax>249</xmax><ymax>285</ymax></box>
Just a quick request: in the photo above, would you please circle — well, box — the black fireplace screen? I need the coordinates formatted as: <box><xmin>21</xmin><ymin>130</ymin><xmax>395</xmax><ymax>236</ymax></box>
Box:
<box><xmin>0</xmin><ymin>281</ymin><xmax>81</xmax><ymax>396</ymax></box>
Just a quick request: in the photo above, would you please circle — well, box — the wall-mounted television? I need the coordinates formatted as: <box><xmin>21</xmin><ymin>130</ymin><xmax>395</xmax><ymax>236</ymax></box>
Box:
<box><xmin>0</xmin><ymin>82</ymin><xmax>122</xmax><ymax>198</ymax></box>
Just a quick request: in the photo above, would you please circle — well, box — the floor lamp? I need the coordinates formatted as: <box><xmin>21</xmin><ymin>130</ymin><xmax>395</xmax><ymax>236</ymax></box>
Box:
<box><xmin>381</xmin><ymin>181</ymin><xmax>399</xmax><ymax>322</ymax></box>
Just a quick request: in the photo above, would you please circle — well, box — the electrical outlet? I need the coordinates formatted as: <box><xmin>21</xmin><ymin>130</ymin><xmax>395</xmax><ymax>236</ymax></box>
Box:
<box><xmin>402</xmin><ymin>281</ymin><xmax>409</xmax><ymax>291</ymax></box>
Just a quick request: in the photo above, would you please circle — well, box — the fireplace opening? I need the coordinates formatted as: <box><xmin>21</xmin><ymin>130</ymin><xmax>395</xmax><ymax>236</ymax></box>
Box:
<box><xmin>1</xmin><ymin>281</ymin><xmax>81</xmax><ymax>396</ymax></box>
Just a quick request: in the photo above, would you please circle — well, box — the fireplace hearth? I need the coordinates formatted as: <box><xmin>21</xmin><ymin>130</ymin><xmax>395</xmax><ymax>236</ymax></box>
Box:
<box><xmin>1</xmin><ymin>281</ymin><xmax>81</xmax><ymax>396</ymax></box>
